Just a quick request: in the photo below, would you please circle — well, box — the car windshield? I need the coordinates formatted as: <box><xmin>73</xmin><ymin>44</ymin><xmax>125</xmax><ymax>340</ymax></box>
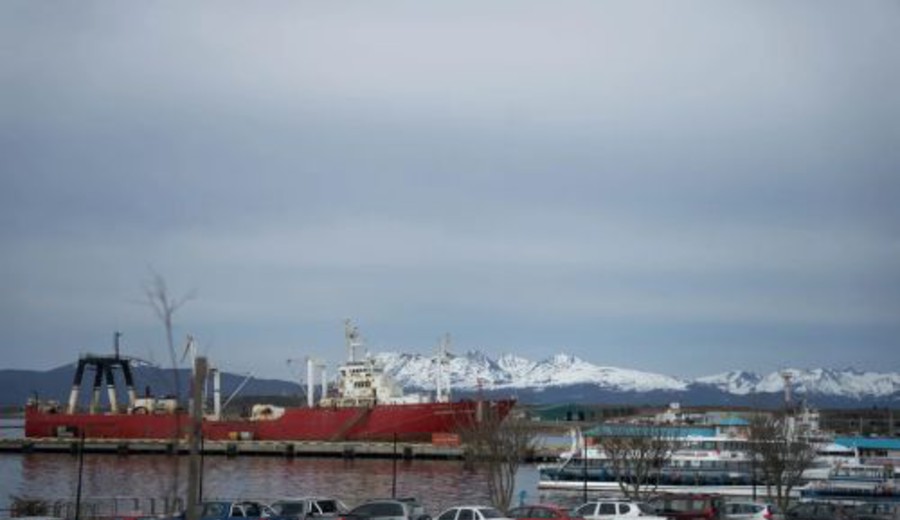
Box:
<box><xmin>318</xmin><ymin>501</ymin><xmax>343</xmax><ymax>514</ymax></box>
<box><xmin>276</xmin><ymin>503</ymin><xmax>305</xmax><ymax>516</ymax></box>
<box><xmin>202</xmin><ymin>503</ymin><xmax>227</xmax><ymax>518</ymax></box>
<box><xmin>479</xmin><ymin>508</ymin><xmax>505</xmax><ymax>519</ymax></box>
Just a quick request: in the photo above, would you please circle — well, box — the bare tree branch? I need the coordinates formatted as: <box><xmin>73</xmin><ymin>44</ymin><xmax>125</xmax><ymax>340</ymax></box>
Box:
<box><xmin>142</xmin><ymin>271</ymin><xmax>195</xmax><ymax>515</ymax></box>
<box><xmin>459</xmin><ymin>406</ymin><xmax>536</xmax><ymax>512</ymax></box>
<box><xmin>594</xmin><ymin>424</ymin><xmax>683</xmax><ymax>500</ymax></box>
<box><xmin>747</xmin><ymin>412</ymin><xmax>816</xmax><ymax>512</ymax></box>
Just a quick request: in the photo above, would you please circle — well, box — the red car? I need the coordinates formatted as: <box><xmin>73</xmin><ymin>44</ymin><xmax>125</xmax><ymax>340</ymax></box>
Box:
<box><xmin>645</xmin><ymin>494</ymin><xmax>724</xmax><ymax>520</ymax></box>
<box><xmin>508</xmin><ymin>505</ymin><xmax>581</xmax><ymax>520</ymax></box>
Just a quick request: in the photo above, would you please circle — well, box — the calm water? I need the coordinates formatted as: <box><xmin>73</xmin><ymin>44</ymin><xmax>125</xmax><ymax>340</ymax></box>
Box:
<box><xmin>0</xmin><ymin>419</ymin><xmax>586</xmax><ymax>515</ymax></box>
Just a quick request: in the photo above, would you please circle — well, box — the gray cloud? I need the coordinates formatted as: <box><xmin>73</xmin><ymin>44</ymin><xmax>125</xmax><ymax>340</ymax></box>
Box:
<box><xmin>1</xmin><ymin>1</ymin><xmax>898</xmax><ymax>378</ymax></box>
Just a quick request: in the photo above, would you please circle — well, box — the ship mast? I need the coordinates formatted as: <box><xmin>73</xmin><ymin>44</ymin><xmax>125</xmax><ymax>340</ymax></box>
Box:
<box><xmin>436</xmin><ymin>333</ymin><xmax>451</xmax><ymax>403</ymax></box>
<box><xmin>344</xmin><ymin>319</ymin><xmax>364</xmax><ymax>362</ymax></box>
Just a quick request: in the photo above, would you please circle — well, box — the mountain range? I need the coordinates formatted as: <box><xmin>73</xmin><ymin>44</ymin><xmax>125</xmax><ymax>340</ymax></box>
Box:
<box><xmin>375</xmin><ymin>351</ymin><xmax>900</xmax><ymax>407</ymax></box>
<box><xmin>1</xmin><ymin>351</ymin><xmax>898</xmax><ymax>409</ymax></box>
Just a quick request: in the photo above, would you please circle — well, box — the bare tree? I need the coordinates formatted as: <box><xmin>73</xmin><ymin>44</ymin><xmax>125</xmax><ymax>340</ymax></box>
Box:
<box><xmin>594</xmin><ymin>424</ymin><xmax>683</xmax><ymax>500</ymax></box>
<box><xmin>459</xmin><ymin>406</ymin><xmax>536</xmax><ymax>512</ymax></box>
<box><xmin>143</xmin><ymin>272</ymin><xmax>194</xmax><ymax>514</ymax></box>
<box><xmin>747</xmin><ymin>412</ymin><xmax>817</xmax><ymax>512</ymax></box>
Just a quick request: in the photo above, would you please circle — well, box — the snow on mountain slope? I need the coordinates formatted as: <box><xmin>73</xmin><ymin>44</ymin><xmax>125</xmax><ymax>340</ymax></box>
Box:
<box><xmin>373</xmin><ymin>350</ymin><xmax>900</xmax><ymax>400</ymax></box>
<box><xmin>375</xmin><ymin>351</ymin><xmax>687</xmax><ymax>392</ymax></box>
<box><xmin>695</xmin><ymin>371</ymin><xmax>763</xmax><ymax>395</ymax></box>
<box><xmin>754</xmin><ymin>368</ymin><xmax>900</xmax><ymax>398</ymax></box>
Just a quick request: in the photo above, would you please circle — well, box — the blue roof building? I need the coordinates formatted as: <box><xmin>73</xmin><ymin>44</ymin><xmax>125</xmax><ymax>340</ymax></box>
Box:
<box><xmin>834</xmin><ymin>437</ymin><xmax>900</xmax><ymax>453</ymax></box>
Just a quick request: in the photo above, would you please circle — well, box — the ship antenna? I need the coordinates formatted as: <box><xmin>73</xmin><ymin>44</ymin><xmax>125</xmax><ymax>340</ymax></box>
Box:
<box><xmin>436</xmin><ymin>333</ymin><xmax>452</xmax><ymax>403</ymax></box>
<box><xmin>781</xmin><ymin>370</ymin><xmax>793</xmax><ymax>408</ymax></box>
<box><xmin>113</xmin><ymin>331</ymin><xmax>122</xmax><ymax>359</ymax></box>
<box><xmin>344</xmin><ymin>319</ymin><xmax>363</xmax><ymax>363</ymax></box>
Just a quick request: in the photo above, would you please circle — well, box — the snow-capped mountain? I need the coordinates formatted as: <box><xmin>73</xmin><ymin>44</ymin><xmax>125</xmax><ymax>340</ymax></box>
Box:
<box><xmin>376</xmin><ymin>351</ymin><xmax>687</xmax><ymax>392</ymax></box>
<box><xmin>372</xmin><ymin>350</ymin><xmax>900</xmax><ymax>404</ymax></box>
<box><xmin>694</xmin><ymin>371</ymin><xmax>763</xmax><ymax>395</ymax></box>
<box><xmin>695</xmin><ymin>368</ymin><xmax>900</xmax><ymax>399</ymax></box>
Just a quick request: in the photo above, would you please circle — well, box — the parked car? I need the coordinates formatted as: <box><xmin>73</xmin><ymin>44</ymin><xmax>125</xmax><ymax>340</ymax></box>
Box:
<box><xmin>645</xmin><ymin>494</ymin><xmax>725</xmax><ymax>520</ymax></box>
<box><xmin>852</xmin><ymin>502</ymin><xmax>900</xmax><ymax>520</ymax></box>
<box><xmin>508</xmin><ymin>504</ymin><xmax>581</xmax><ymax>520</ymax></box>
<box><xmin>270</xmin><ymin>498</ymin><xmax>348</xmax><ymax>520</ymax></box>
<box><xmin>723</xmin><ymin>502</ymin><xmax>782</xmax><ymax>520</ymax></box>
<box><xmin>435</xmin><ymin>506</ymin><xmax>511</xmax><ymax>520</ymax></box>
<box><xmin>573</xmin><ymin>501</ymin><xmax>666</xmax><ymax>519</ymax></box>
<box><xmin>199</xmin><ymin>501</ymin><xmax>280</xmax><ymax>520</ymax></box>
<box><xmin>783</xmin><ymin>502</ymin><xmax>854</xmax><ymax>520</ymax></box>
<box><xmin>342</xmin><ymin>499</ymin><xmax>430</xmax><ymax>520</ymax></box>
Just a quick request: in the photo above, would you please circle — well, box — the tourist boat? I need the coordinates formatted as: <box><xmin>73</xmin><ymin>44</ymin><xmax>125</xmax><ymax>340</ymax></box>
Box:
<box><xmin>538</xmin><ymin>430</ymin><xmax>765</xmax><ymax>496</ymax></box>
<box><xmin>537</xmin><ymin>426</ymin><xmax>858</xmax><ymax>497</ymax></box>
<box><xmin>799</xmin><ymin>463</ymin><xmax>898</xmax><ymax>504</ymax></box>
<box><xmin>24</xmin><ymin>322</ymin><xmax>514</xmax><ymax>442</ymax></box>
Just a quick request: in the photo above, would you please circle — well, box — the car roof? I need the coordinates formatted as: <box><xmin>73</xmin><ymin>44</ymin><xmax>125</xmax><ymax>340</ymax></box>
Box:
<box><xmin>654</xmin><ymin>493</ymin><xmax>722</xmax><ymax>498</ymax></box>
<box><xmin>274</xmin><ymin>498</ymin><xmax>338</xmax><ymax>502</ymax></box>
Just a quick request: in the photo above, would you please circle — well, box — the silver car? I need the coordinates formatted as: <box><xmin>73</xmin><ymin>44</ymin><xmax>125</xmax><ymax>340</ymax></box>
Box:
<box><xmin>724</xmin><ymin>502</ymin><xmax>782</xmax><ymax>520</ymax></box>
<box><xmin>344</xmin><ymin>499</ymin><xmax>430</xmax><ymax>520</ymax></box>
<box><xmin>270</xmin><ymin>498</ymin><xmax>348</xmax><ymax>520</ymax></box>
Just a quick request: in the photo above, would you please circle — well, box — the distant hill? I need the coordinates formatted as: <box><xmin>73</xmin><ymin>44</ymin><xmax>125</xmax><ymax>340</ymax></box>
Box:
<box><xmin>2</xmin><ymin>350</ymin><xmax>898</xmax><ymax>409</ymax></box>
<box><xmin>0</xmin><ymin>362</ymin><xmax>303</xmax><ymax>410</ymax></box>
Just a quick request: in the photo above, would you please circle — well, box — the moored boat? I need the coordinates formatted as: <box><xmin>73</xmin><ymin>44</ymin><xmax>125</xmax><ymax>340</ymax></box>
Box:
<box><xmin>24</xmin><ymin>322</ymin><xmax>514</xmax><ymax>442</ymax></box>
<box><xmin>799</xmin><ymin>463</ymin><xmax>898</xmax><ymax>504</ymax></box>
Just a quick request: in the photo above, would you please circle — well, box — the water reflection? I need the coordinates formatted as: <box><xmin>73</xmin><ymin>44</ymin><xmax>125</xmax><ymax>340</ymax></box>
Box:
<box><xmin>0</xmin><ymin>419</ymin><xmax>590</xmax><ymax>513</ymax></box>
<box><xmin>2</xmin><ymin>453</ymin><xmax>586</xmax><ymax>514</ymax></box>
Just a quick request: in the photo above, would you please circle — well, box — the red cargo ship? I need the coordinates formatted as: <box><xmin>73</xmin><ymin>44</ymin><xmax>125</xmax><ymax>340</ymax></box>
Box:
<box><xmin>25</xmin><ymin>322</ymin><xmax>514</xmax><ymax>442</ymax></box>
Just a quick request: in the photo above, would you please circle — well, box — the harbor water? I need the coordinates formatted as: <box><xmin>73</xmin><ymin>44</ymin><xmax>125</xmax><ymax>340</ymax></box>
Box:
<box><xmin>0</xmin><ymin>418</ymin><xmax>586</xmax><ymax>515</ymax></box>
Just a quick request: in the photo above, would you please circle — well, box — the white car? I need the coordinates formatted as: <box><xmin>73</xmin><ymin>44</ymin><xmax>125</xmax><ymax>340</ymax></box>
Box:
<box><xmin>269</xmin><ymin>497</ymin><xmax>348</xmax><ymax>519</ymax></box>
<box><xmin>723</xmin><ymin>501</ymin><xmax>782</xmax><ymax>520</ymax></box>
<box><xmin>435</xmin><ymin>506</ymin><xmax>511</xmax><ymax>520</ymax></box>
<box><xmin>572</xmin><ymin>501</ymin><xmax>666</xmax><ymax>519</ymax></box>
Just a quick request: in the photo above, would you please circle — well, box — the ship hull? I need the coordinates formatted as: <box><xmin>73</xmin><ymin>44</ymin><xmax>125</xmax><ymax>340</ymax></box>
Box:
<box><xmin>25</xmin><ymin>399</ymin><xmax>514</xmax><ymax>442</ymax></box>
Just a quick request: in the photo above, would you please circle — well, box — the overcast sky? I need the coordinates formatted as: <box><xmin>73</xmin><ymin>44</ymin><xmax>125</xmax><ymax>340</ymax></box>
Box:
<box><xmin>1</xmin><ymin>1</ymin><xmax>898</xmax><ymax>381</ymax></box>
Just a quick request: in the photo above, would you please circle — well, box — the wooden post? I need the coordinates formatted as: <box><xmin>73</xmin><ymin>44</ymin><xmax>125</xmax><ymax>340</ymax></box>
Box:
<box><xmin>392</xmin><ymin>432</ymin><xmax>398</xmax><ymax>498</ymax></box>
<box><xmin>186</xmin><ymin>356</ymin><xmax>208</xmax><ymax>520</ymax></box>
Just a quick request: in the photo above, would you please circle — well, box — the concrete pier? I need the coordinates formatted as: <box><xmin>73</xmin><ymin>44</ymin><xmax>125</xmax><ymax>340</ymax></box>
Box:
<box><xmin>0</xmin><ymin>438</ymin><xmax>559</xmax><ymax>462</ymax></box>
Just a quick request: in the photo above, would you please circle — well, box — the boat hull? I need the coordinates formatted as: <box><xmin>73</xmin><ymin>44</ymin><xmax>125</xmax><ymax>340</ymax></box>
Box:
<box><xmin>25</xmin><ymin>399</ymin><xmax>514</xmax><ymax>442</ymax></box>
<box><xmin>538</xmin><ymin>480</ymin><xmax>799</xmax><ymax>498</ymax></box>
